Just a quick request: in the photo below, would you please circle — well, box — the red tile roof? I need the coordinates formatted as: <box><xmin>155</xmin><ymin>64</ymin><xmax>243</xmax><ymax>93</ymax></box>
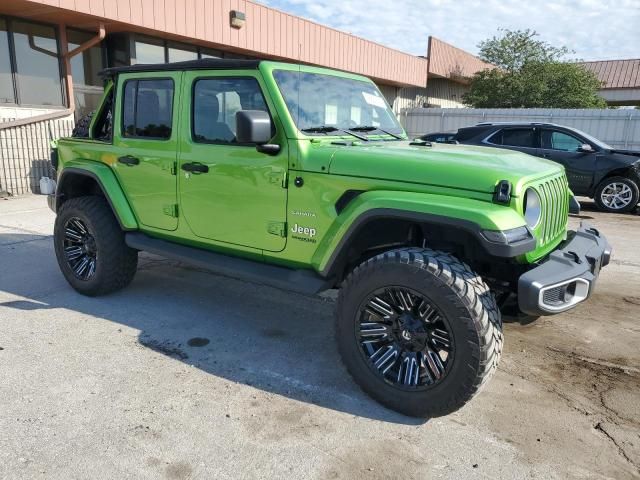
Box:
<box><xmin>580</xmin><ymin>59</ymin><xmax>640</xmax><ymax>89</ymax></box>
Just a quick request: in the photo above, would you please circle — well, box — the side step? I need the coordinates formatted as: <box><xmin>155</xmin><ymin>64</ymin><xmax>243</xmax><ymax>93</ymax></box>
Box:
<box><xmin>125</xmin><ymin>232</ymin><xmax>331</xmax><ymax>295</ymax></box>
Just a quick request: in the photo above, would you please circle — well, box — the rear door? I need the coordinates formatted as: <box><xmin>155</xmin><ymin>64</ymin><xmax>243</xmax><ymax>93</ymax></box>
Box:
<box><xmin>485</xmin><ymin>127</ymin><xmax>540</xmax><ymax>155</ymax></box>
<box><xmin>539</xmin><ymin>128</ymin><xmax>597</xmax><ymax>194</ymax></box>
<box><xmin>111</xmin><ymin>72</ymin><xmax>181</xmax><ymax>231</ymax></box>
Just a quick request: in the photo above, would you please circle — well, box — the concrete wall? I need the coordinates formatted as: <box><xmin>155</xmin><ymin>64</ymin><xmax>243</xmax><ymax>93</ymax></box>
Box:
<box><xmin>401</xmin><ymin>108</ymin><xmax>640</xmax><ymax>149</ymax></box>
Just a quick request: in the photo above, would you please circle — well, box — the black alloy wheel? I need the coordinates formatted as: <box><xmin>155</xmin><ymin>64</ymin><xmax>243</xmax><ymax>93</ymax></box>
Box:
<box><xmin>63</xmin><ymin>217</ymin><xmax>98</xmax><ymax>281</ymax></box>
<box><xmin>357</xmin><ymin>286</ymin><xmax>454</xmax><ymax>389</ymax></box>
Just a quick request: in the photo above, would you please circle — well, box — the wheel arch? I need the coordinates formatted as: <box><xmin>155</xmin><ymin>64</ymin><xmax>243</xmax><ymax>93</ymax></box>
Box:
<box><xmin>55</xmin><ymin>165</ymin><xmax>138</xmax><ymax>230</ymax></box>
<box><xmin>315</xmin><ymin>192</ymin><xmax>534</xmax><ymax>284</ymax></box>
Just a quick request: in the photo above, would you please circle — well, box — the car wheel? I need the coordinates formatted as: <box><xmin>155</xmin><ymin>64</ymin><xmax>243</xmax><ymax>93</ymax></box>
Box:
<box><xmin>594</xmin><ymin>176</ymin><xmax>639</xmax><ymax>213</ymax></box>
<box><xmin>336</xmin><ymin>248</ymin><xmax>503</xmax><ymax>418</ymax></box>
<box><xmin>54</xmin><ymin>196</ymin><xmax>138</xmax><ymax>296</ymax></box>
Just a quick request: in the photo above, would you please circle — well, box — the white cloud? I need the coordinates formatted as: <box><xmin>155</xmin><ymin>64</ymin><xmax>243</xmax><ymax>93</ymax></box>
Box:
<box><xmin>259</xmin><ymin>0</ymin><xmax>640</xmax><ymax>61</ymax></box>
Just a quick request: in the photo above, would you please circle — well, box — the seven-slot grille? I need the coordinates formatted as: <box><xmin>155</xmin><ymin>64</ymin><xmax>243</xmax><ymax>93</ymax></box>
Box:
<box><xmin>534</xmin><ymin>174</ymin><xmax>569</xmax><ymax>245</ymax></box>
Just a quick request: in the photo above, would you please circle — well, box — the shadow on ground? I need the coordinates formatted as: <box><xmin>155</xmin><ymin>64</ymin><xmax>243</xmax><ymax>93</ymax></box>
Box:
<box><xmin>0</xmin><ymin>233</ymin><xmax>424</xmax><ymax>426</ymax></box>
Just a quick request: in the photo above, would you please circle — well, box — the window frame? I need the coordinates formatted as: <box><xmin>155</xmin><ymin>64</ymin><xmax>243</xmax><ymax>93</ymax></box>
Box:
<box><xmin>0</xmin><ymin>15</ymin><xmax>66</xmax><ymax>108</ymax></box>
<box><xmin>542</xmin><ymin>129</ymin><xmax>585</xmax><ymax>152</ymax></box>
<box><xmin>190</xmin><ymin>75</ymin><xmax>274</xmax><ymax>147</ymax></box>
<box><xmin>485</xmin><ymin>127</ymin><xmax>540</xmax><ymax>150</ymax></box>
<box><xmin>120</xmin><ymin>76</ymin><xmax>175</xmax><ymax>141</ymax></box>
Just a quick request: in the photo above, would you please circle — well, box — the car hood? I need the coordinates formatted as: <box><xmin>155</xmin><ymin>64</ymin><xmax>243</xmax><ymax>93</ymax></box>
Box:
<box><xmin>327</xmin><ymin>141</ymin><xmax>564</xmax><ymax>194</ymax></box>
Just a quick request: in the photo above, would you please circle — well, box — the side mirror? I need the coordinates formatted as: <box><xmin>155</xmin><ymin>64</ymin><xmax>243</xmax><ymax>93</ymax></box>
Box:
<box><xmin>236</xmin><ymin>110</ymin><xmax>272</xmax><ymax>143</ymax></box>
<box><xmin>578</xmin><ymin>144</ymin><xmax>594</xmax><ymax>153</ymax></box>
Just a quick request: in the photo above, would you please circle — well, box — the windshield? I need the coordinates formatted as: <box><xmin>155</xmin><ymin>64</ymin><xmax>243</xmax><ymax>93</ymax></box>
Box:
<box><xmin>568</xmin><ymin>127</ymin><xmax>612</xmax><ymax>150</ymax></box>
<box><xmin>272</xmin><ymin>70</ymin><xmax>404</xmax><ymax>137</ymax></box>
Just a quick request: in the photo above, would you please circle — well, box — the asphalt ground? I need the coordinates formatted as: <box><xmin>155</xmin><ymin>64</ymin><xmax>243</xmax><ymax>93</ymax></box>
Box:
<box><xmin>0</xmin><ymin>195</ymin><xmax>638</xmax><ymax>479</ymax></box>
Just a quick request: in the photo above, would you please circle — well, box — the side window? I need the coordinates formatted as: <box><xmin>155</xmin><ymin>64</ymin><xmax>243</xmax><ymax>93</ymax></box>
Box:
<box><xmin>92</xmin><ymin>89</ymin><xmax>113</xmax><ymax>141</ymax></box>
<box><xmin>542</xmin><ymin>130</ymin><xmax>583</xmax><ymax>152</ymax></box>
<box><xmin>489</xmin><ymin>128</ymin><xmax>536</xmax><ymax>148</ymax></box>
<box><xmin>122</xmin><ymin>78</ymin><xmax>174</xmax><ymax>139</ymax></box>
<box><xmin>192</xmin><ymin>77</ymin><xmax>270</xmax><ymax>144</ymax></box>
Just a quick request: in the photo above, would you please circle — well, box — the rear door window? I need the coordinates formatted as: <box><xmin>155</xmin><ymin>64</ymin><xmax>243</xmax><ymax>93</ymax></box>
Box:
<box><xmin>122</xmin><ymin>78</ymin><xmax>174</xmax><ymax>139</ymax></box>
<box><xmin>489</xmin><ymin>128</ymin><xmax>537</xmax><ymax>148</ymax></box>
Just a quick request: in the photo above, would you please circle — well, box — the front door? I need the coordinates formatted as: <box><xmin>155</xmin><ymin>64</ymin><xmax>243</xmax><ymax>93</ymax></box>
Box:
<box><xmin>539</xmin><ymin>129</ymin><xmax>597</xmax><ymax>194</ymax></box>
<box><xmin>112</xmin><ymin>72</ymin><xmax>181</xmax><ymax>231</ymax></box>
<box><xmin>178</xmin><ymin>72</ymin><xmax>288</xmax><ymax>252</ymax></box>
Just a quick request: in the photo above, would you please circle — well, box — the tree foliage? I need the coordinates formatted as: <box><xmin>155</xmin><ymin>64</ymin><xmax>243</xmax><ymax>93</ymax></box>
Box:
<box><xmin>463</xmin><ymin>29</ymin><xmax>607</xmax><ymax>109</ymax></box>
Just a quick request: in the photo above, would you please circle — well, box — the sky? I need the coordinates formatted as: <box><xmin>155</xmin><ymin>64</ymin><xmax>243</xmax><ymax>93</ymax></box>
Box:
<box><xmin>259</xmin><ymin>0</ymin><xmax>640</xmax><ymax>61</ymax></box>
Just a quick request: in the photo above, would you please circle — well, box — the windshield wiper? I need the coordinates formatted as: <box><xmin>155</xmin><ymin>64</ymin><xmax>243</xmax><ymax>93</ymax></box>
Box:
<box><xmin>301</xmin><ymin>126</ymin><xmax>368</xmax><ymax>141</ymax></box>
<box><xmin>349</xmin><ymin>125</ymin><xmax>404</xmax><ymax>140</ymax></box>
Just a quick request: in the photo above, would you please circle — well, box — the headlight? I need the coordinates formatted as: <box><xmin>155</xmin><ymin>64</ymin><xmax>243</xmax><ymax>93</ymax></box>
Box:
<box><xmin>524</xmin><ymin>188</ymin><xmax>542</xmax><ymax>228</ymax></box>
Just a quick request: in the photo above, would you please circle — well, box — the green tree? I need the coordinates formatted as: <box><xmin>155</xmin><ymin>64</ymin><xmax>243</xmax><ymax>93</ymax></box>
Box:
<box><xmin>463</xmin><ymin>29</ymin><xmax>607</xmax><ymax>108</ymax></box>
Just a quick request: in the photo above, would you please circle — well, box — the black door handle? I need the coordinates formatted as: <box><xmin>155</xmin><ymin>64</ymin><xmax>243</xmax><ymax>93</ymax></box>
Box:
<box><xmin>181</xmin><ymin>162</ymin><xmax>209</xmax><ymax>174</ymax></box>
<box><xmin>118</xmin><ymin>155</ymin><xmax>139</xmax><ymax>166</ymax></box>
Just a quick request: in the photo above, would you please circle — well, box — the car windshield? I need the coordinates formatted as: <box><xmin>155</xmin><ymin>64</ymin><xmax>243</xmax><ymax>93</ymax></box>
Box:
<box><xmin>568</xmin><ymin>127</ymin><xmax>612</xmax><ymax>150</ymax></box>
<box><xmin>272</xmin><ymin>70</ymin><xmax>404</xmax><ymax>138</ymax></box>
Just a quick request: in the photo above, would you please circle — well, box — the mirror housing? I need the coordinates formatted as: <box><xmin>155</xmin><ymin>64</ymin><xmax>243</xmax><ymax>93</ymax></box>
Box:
<box><xmin>236</xmin><ymin>110</ymin><xmax>273</xmax><ymax>145</ymax></box>
<box><xmin>578</xmin><ymin>143</ymin><xmax>594</xmax><ymax>153</ymax></box>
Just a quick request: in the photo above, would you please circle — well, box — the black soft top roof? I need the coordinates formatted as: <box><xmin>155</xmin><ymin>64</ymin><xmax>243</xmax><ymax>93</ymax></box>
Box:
<box><xmin>100</xmin><ymin>58</ymin><xmax>262</xmax><ymax>77</ymax></box>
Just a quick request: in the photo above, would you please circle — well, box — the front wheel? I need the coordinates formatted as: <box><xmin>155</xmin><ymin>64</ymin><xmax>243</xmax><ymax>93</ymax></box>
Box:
<box><xmin>594</xmin><ymin>176</ymin><xmax>639</xmax><ymax>213</ymax></box>
<box><xmin>336</xmin><ymin>248</ymin><xmax>503</xmax><ymax>418</ymax></box>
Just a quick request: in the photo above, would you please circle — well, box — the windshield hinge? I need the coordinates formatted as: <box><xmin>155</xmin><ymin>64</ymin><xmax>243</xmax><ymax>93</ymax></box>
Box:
<box><xmin>163</xmin><ymin>204</ymin><xmax>178</xmax><ymax>218</ymax></box>
<box><xmin>267</xmin><ymin>221</ymin><xmax>287</xmax><ymax>237</ymax></box>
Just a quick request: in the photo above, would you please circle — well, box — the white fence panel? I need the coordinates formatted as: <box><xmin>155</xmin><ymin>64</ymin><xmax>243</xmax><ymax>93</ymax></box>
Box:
<box><xmin>400</xmin><ymin>108</ymin><xmax>640</xmax><ymax>150</ymax></box>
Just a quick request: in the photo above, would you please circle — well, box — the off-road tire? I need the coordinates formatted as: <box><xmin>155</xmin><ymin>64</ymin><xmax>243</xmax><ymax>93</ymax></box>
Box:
<box><xmin>54</xmin><ymin>196</ymin><xmax>138</xmax><ymax>296</ymax></box>
<box><xmin>71</xmin><ymin>111</ymin><xmax>94</xmax><ymax>138</ymax></box>
<box><xmin>336</xmin><ymin>248</ymin><xmax>503</xmax><ymax>418</ymax></box>
<box><xmin>594</xmin><ymin>176</ymin><xmax>639</xmax><ymax>213</ymax></box>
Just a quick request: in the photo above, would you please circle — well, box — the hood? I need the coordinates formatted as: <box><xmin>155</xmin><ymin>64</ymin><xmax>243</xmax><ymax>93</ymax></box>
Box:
<box><xmin>326</xmin><ymin>141</ymin><xmax>563</xmax><ymax>194</ymax></box>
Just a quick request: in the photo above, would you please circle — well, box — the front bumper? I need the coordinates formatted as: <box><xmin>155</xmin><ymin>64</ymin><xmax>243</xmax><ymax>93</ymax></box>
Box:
<box><xmin>518</xmin><ymin>223</ymin><xmax>611</xmax><ymax>316</ymax></box>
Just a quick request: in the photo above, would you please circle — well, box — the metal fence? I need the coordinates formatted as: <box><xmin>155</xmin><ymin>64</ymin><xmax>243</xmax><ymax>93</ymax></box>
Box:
<box><xmin>0</xmin><ymin>114</ymin><xmax>74</xmax><ymax>196</ymax></box>
<box><xmin>400</xmin><ymin>108</ymin><xmax>640</xmax><ymax>150</ymax></box>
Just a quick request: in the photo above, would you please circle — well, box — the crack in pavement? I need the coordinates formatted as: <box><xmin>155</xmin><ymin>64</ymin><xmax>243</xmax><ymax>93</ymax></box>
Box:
<box><xmin>594</xmin><ymin>422</ymin><xmax>640</xmax><ymax>473</ymax></box>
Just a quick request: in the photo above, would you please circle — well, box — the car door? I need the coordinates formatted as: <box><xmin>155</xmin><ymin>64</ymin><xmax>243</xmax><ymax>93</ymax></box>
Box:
<box><xmin>539</xmin><ymin>129</ymin><xmax>597</xmax><ymax>194</ymax></box>
<box><xmin>111</xmin><ymin>73</ymin><xmax>180</xmax><ymax>231</ymax></box>
<box><xmin>178</xmin><ymin>72</ymin><xmax>288</xmax><ymax>252</ymax></box>
<box><xmin>485</xmin><ymin>127</ymin><xmax>540</xmax><ymax>156</ymax></box>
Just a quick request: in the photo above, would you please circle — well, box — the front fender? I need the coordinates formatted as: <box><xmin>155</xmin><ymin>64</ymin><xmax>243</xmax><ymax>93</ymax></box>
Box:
<box><xmin>314</xmin><ymin>190</ymin><xmax>531</xmax><ymax>275</ymax></box>
<box><xmin>57</xmin><ymin>160</ymin><xmax>138</xmax><ymax>230</ymax></box>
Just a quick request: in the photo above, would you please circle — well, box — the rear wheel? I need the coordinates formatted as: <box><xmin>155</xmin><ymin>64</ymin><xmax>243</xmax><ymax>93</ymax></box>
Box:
<box><xmin>54</xmin><ymin>196</ymin><xmax>138</xmax><ymax>296</ymax></box>
<box><xmin>336</xmin><ymin>248</ymin><xmax>503</xmax><ymax>418</ymax></box>
<box><xmin>594</xmin><ymin>176</ymin><xmax>639</xmax><ymax>213</ymax></box>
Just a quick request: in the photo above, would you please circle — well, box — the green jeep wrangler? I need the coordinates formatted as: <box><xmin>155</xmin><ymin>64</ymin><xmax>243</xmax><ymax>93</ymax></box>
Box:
<box><xmin>49</xmin><ymin>59</ymin><xmax>611</xmax><ymax>417</ymax></box>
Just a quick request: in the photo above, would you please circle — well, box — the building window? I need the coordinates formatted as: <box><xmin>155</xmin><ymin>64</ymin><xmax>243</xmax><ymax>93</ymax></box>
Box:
<box><xmin>134</xmin><ymin>37</ymin><xmax>165</xmax><ymax>64</ymax></box>
<box><xmin>68</xmin><ymin>28</ymin><xmax>105</xmax><ymax>119</ymax></box>
<box><xmin>0</xmin><ymin>17</ymin><xmax>64</xmax><ymax>107</ymax></box>
<box><xmin>167</xmin><ymin>41</ymin><xmax>197</xmax><ymax>62</ymax></box>
<box><xmin>122</xmin><ymin>78</ymin><xmax>174</xmax><ymax>139</ymax></box>
<box><xmin>200</xmin><ymin>48</ymin><xmax>222</xmax><ymax>59</ymax></box>
<box><xmin>0</xmin><ymin>19</ymin><xmax>15</xmax><ymax>104</ymax></box>
<box><xmin>134</xmin><ymin>34</ymin><xmax>252</xmax><ymax>65</ymax></box>
<box><xmin>12</xmin><ymin>20</ymin><xmax>63</xmax><ymax>106</ymax></box>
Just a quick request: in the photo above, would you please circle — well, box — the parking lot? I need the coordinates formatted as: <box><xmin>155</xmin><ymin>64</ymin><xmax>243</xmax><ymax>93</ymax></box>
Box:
<box><xmin>0</xmin><ymin>195</ymin><xmax>638</xmax><ymax>480</ymax></box>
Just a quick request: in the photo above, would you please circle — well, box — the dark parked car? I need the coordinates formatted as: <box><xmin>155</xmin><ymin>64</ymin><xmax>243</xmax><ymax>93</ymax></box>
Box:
<box><xmin>420</xmin><ymin>131</ymin><xmax>457</xmax><ymax>143</ymax></box>
<box><xmin>455</xmin><ymin>122</ymin><xmax>640</xmax><ymax>213</ymax></box>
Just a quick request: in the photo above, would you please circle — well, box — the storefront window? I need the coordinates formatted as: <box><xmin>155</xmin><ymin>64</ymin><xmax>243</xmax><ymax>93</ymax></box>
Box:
<box><xmin>68</xmin><ymin>29</ymin><xmax>105</xmax><ymax>119</ymax></box>
<box><xmin>12</xmin><ymin>20</ymin><xmax>63</xmax><ymax>106</ymax></box>
<box><xmin>0</xmin><ymin>19</ymin><xmax>14</xmax><ymax>104</ymax></box>
<box><xmin>135</xmin><ymin>38</ymin><xmax>165</xmax><ymax>64</ymax></box>
<box><xmin>168</xmin><ymin>42</ymin><xmax>197</xmax><ymax>62</ymax></box>
<box><xmin>199</xmin><ymin>48</ymin><xmax>222</xmax><ymax>59</ymax></box>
